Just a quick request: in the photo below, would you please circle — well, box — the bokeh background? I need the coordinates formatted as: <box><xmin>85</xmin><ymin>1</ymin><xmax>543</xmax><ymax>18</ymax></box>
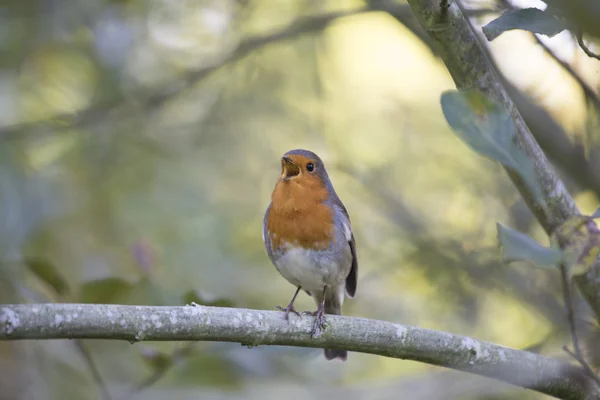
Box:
<box><xmin>1</xmin><ymin>0</ymin><xmax>599</xmax><ymax>399</ymax></box>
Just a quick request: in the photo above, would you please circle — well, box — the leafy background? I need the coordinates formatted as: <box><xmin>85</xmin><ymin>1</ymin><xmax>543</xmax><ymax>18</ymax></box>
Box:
<box><xmin>1</xmin><ymin>0</ymin><xmax>599</xmax><ymax>399</ymax></box>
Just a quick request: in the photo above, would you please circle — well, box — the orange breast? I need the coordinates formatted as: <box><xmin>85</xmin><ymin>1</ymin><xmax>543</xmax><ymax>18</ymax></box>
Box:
<box><xmin>266</xmin><ymin>178</ymin><xmax>333</xmax><ymax>250</ymax></box>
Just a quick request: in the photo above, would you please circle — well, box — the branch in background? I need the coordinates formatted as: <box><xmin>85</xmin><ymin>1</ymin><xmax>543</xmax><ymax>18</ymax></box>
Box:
<box><xmin>503</xmin><ymin>79</ymin><xmax>600</xmax><ymax>200</ymax></box>
<box><xmin>396</xmin><ymin>0</ymin><xmax>600</xmax><ymax>386</ymax></box>
<box><xmin>21</xmin><ymin>260</ymin><xmax>114</xmax><ymax>400</ymax></box>
<box><xmin>576</xmin><ymin>31</ymin><xmax>600</xmax><ymax>61</ymax></box>
<box><xmin>118</xmin><ymin>343</ymin><xmax>195</xmax><ymax>400</ymax></box>
<box><xmin>492</xmin><ymin>0</ymin><xmax>600</xmax><ymax>62</ymax></box>
<box><xmin>490</xmin><ymin>2</ymin><xmax>600</xmax><ymax>195</ymax></box>
<box><xmin>560</xmin><ymin>263</ymin><xmax>600</xmax><ymax>385</ymax></box>
<box><xmin>367</xmin><ymin>1</ymin><xmax>437</xmax><ymax>51</ymax></box>
<box><xmin>386</xmin><ymin>0</ymin><xmax>600</xmax><ymax>200</ymax></box>
<box><xmin>0</xmin><ymin>7</ymin><xmax>366</xmax><ymax>138</ymax></box>
<box><xmin>404</xmin><ymin>0</ymin><xmax>578</xmax><ymax>232</ymax></box>
<box><xmin>0</xmin><ymin>303</ymin><xmax>597</xmax><ymax>399</ymax></box>
<box><xmin>533</xmin><ymin>35</ymin><xmax>600</xmax><ymax>110</ymax></box>
<box><xmin>491</xmin><ymin>1</ymin><xmax>600</xmax><ymax>112</ymax></box>
<box><xmin>397</xmin><ymin>0</ymin><xmax>600</xmax><ymax>322</ymax></box>
<box><xmin>74</xmin><ymin>340</ymin><xmax>113</xmax><ymax>400</ymax></box>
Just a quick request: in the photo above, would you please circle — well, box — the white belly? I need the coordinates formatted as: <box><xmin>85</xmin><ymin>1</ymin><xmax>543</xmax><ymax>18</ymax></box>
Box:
<box><xmin>274</xmin><ymin>246</ymin><xmax>343</xmax><ymax>292</ymax></box>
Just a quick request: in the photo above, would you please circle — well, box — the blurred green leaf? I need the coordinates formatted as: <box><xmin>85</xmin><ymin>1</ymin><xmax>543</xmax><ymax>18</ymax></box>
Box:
<box><xmin>497</xmin><ymin>222</ymin><xmax>563</xmax><ymax>267</ymax></box>
<box><xmin>182</xmin><ymin>289</ymin><xmax>234</xmax><ymax>308</ymax></box>
<box><xmin>441</xmin><ymin>90</ymin><xmax>544</xmax><ymax>208</ymax></box>
<box><xmin>80</xmin><ymin>277</ymin><xmax>172</xmax><ymax>306</ymax></box>
<box><xmin>122</xmin><ymin>278</ymin><xmax>169</xmax><ymax>306</ymax></box>
<box><xmin>176</xmin><ymin>352</ymin><xmax>241</xmax><ymax>388</ymax></box>
<box><xmin>79</xmin><ymin>277</ymin><xmax>134</xmax><ymax>304</ymax></box>
<box><xmin>25</xmin><ymin>257</ymin><xmax>69</xmax><ymax>297</ymax></box>
<box><xmin>482</xmin><ymin>8</ymin><xmax>568</xmax><ymax>41</ymax></box>
<box><xmin>140</xmin><ymin>347</ymin><xmax>172</xmax><ymax>371</ymax></box>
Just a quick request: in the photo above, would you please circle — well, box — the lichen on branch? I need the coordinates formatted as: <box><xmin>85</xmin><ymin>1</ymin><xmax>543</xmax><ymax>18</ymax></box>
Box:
<box><xmin>1</xmin><ymin>303</ymin><xmax>597</xmax><ymax>399</ymax></box>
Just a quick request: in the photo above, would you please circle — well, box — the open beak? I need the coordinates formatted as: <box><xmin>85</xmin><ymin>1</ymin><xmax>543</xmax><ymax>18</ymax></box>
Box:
<box><xmin>281</xmin><ymin>156</ymin><xmax>301</xmax><ymax>181</ymax></box>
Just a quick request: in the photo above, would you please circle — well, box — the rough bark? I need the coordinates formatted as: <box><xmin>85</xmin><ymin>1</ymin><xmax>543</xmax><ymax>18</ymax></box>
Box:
<box><xmin>403</xmin><ymin>0</ymin><xmax>600</xmax><ymax>320</ymax></box>
<box><xmin>1</xmin><ymin>303</ymin><xmax>598</xmax><ymax>399</ymax></box>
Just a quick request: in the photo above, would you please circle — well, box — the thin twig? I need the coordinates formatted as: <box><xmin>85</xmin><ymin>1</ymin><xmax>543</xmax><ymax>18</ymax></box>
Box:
<box><xmin>468</xmin><ymin>3</ymin><xmax>600</xmax><ymax>197</ymax></box>
<box><xmin>74</xmin><ymin>340</ymin><xmax>113</xmax><ymax>400</ymax></box>
<box><xmin>560</xmin><ymin>263</ymin><xmax>581</xmax><ymax>353</ymax></box>
<box><xmin>563</xmin><ymin>346</ymin><xmax>600</xmax><ymax>386</ymax></box>
<box><xmin>487</xmin><ymin>1</ymin><xmax>600</xmax><ymax>107</ymax></box>
<box><xmin>119</xmin><ymin>343</ymin><xmax>196</xmax><ymax>400</ymax></box>
<box><xmin>559</xmin><ymin>263</ymin><xmax>600</xmax><ymax>385</ymax></box>
<box><xmin>26</xmin><ymin>266</ymin><xmax>114</xmax><ymax>400</ymax></box>
<box><xmin>576</xmin><ymin>30</ymin><xmax>600</xmax><ymax>61</ymax></box>
<box><xmin>533</xmin><ymin>35</ymin><xmax>600</xmax><ymax>110</ymax></box>
<box><xmin>497</xmin><ymin>0</ymin><xmax>600</xmax><ymax>61</ymax></box>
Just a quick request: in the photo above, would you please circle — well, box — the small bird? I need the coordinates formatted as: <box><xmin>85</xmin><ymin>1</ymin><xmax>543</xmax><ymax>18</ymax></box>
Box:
<box><xmin>262</xmin><ymin>149</ymin><xmax>358</xmax><ymax>361</ymax></box>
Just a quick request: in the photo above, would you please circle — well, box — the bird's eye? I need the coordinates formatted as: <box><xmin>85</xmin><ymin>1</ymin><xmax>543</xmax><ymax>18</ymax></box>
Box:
<box><xmin>306</xmin><ymin>162</ymin><xmax>315</xmax><ymax>173</ymax></box>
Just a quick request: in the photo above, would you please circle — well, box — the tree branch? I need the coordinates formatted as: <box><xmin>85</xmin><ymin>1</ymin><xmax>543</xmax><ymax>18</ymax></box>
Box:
<box><xmin>405</xmin><ymin>0</ymin><xmax>578</xmax><ymax>231</ymax></box>
<box><xmin>399</xmin><ymin>0</ymin><xmax>600</xmax><ymax>320</ymax></box>
<box><xmin>0</xmin><ymin>303</ymin><xmax>597</xmax><ymax>399</ymax></box>
<box><xmin>0</xmin><ymin>8</ymin><xmax>366</xmax><ymax>138</ymax></box>
<box><xmin>561</xmin><ymin>263</ymin><xmax>600</xmax><ymax>385</ymax></box>
<box><xmin>534</xmin><ymin>35</ymin><xmax>600</xmax><ymax>111</ymax></box>
<box><xmin>504</xmin><ymin>78</ymin><xmax>600</xmax><ymax>200</ymax></box>
<box><xmin>576</xmin><ymin>31</ymin><xmax>600</xmax><ymax>61</ymax></box>
<box><xmin>374</xmin><ymin>1</ymin><xmax>600</xmax><ymax>200</ymax></box>
<box><xmin>119</xmin><ymin>342</ymin><xmax>195</xmax><ymax>400</ymax></box>
<box><xmin>73</xmin><ymin>339</ymin><xmax>113</xmax><ymax>400</ymax></box>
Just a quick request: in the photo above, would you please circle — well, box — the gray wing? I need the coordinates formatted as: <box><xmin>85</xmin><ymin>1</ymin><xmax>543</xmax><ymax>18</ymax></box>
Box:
<box><xmin>346</xmin><ymin>233</ymin><xmax>357</xmax><ymax>297</ymax></box>
<box><xmin>331</xmin><ymin>195</ymin><xmax>358</xmax><ymax>298</ymax></box>
<box><xmin>262</xmin><ymin>203</ymin><xmax>277</xmax><ymax>265</ymax></box>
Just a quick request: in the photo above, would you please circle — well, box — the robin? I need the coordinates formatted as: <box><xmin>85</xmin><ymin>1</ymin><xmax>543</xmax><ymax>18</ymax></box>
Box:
<box><xmin>262</xmin><ymin>149</ymin><xmax>358</xmax><ymax>361</ymax></box>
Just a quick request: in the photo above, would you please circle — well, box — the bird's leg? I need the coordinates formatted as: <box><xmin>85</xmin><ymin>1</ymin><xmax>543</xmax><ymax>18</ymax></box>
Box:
<box><xmin>276</xmin><ymin>286</ymin><xmax>302</xmax><ymax>320</ymax></box>
<box><xmin>310</xmin><ymin>286</ymin><xmax>328</xmax><ymax>338</ymax></box>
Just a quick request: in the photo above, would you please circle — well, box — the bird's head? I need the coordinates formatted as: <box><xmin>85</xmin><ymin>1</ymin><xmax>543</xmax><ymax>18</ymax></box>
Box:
<box><xmin>272</xmin><ymin>149</ymin><xmax>332</xmax><ymax>207</ymax></box>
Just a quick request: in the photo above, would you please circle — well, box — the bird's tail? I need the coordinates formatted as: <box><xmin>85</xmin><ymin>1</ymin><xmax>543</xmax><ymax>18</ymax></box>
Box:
<box><xmin>323</xmin><ymin>291</ymin><xmax>347</xmax><ymax>361</ymax></box>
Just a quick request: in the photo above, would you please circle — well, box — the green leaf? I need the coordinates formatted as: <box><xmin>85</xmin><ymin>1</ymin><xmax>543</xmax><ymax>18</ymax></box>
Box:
<box><xmin>497</xmin><ymin>222</ymin><xmax>563</xmax><ymax>267</ymax></box>
<box><xmin>182</xmin><ymin>289</ymin><xmax>234</xmax><ymax>308</ymax></box>
<box><xmin>176</xmin><ymin>353</ymin><xmax>240</xmax><ymax>387</ymax></box>
<box><xmin>79</xmin><ymin>277</ymin><xmax>134</xmax><ymax>304</ymax></box>
<box><xmin>24</xmin><ymin>257</ymin><xmax>69</xmax><ymax>296</ymax></box>
<box><xmin>441</xmin><ymin>90</ymin><xmax>544</xmax><ymax>208</ymax></box>
<box><xmin>482</xmin><ymin>8</ymin><xmax>568</xmax><ymax>41</ymax></box>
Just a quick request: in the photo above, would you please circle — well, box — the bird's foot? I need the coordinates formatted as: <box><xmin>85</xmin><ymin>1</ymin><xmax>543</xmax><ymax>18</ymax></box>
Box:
<box><xmin>310</xmin><ymin>307</ymin><xmax>327</xmax><ymax>338</ymax></box>
<box><xmin>276</xmin><ymin>303</ymin><xmax>301</xmax><ymax>320</ymax></box>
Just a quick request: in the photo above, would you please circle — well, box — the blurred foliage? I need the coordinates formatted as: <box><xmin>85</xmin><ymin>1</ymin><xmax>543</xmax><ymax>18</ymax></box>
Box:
<box><xmin>0</xmin><ymin>0</ymin><xmax>599</xmax><ymax>399</ymax></box>
<box><xmin>24</xmin><ymin>257</ymin><xmax>70</xmax><ymax>297</ymax></box>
